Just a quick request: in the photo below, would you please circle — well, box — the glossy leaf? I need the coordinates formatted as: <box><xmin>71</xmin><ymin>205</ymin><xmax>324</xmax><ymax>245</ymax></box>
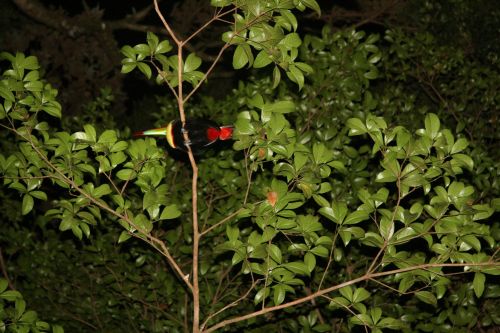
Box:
<box><xmin>473</xmin><ymin>272</ymin><xmax>485</xmax><ymax>298</ymax></box>
<box><xmin>160</xmin><ymin>204</ymin><xmax>182</xmax><ymax>220</ymax></box>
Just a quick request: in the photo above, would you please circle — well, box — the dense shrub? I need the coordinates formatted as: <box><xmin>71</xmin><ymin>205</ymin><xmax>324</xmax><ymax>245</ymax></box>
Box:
<box><xmin>1</xmin><ymin>1</ymin><xmax>498</xmax><ymax>332</ymax></box>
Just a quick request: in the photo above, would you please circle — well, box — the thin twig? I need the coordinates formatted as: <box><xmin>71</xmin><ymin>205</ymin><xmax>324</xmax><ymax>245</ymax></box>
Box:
<box><xmin>0</xmin><ymin>248</ymin><xmax>15</xmax><ymax>290</ymax></box>
<box><xmin>202</xmin><ymin>261</ymin><xmax>498</xmax><ymax>333</ymax></box>
<box><xmin>317</xmin><ymin>223</ymin><xmax>341</xmax><ymax>290</ymax></box>
<box><xmin>154</xmin><ymin>0</ymin><xmax>180</xmax><ymax>45</ymax></box>
<box><xmin>304</xmin><ymin>286</ymin><xmax>325</xmax><ymax>324</ymax></box>
<box><xmin>321</xmin><ymin>295</ymin><xmax>369</xmax><ymax>333</ymax></box>
<box><xmin>200</xmin><ymin>208</ymin><xmax>244</xmax><ymax>236</ymax></box>
<box><xmin>367</xmin><ymin>176</ymin><xmax>402</xmax><ymax>274</ymax></box>
<box><xmin>200</xmin><ymin>280</ymin><xmax>258</xmax><ymax>331</ymax></box>
<box><xmin>154</xmin><ymin>2</ymin><xmax>201</xmax><ymax>331</ymax></box>
<box><xmin>243</xmin><ymin>149</ymin><xmax>253</xmax><ymax>205</ymax></box>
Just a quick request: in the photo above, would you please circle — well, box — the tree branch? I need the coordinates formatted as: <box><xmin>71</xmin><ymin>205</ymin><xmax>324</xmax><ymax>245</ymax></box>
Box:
<box><xmin>5</xmin><ymin>123</ymin><xmax>194</xmax><ymax>293</ymax></box>
<box><xmin>154</xmin><ymin>2</ymin><xmax>201</xmax><ymax>331</ymax></box>
<box><xmin>203</xmin><ymin>262</ymin><xmax>498</xmax><ymax>333</ymax></box>
<box><xmin>11</xmin><ymin>0</ymin><xmax>63</xmax><ymax>30</ymax></box>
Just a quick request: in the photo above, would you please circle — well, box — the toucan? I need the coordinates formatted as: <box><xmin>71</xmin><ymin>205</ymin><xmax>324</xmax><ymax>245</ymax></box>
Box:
<box><xmin>133</xmin><ymin>119</ymin><xmax>233</xmax><ymax>152</ymax></box>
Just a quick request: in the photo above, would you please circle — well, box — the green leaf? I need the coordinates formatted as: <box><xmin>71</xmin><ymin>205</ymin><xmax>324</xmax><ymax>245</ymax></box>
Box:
<box><xmin>273</xmin><ymin>284</ymin><xmax>286</xmax><ymax>305</ymax></box>
<box><xmin>121</xmin><ymin>62</ymin><xmax>137</xmax><ymax>74</ymax></box>
<box><xmin>473</xmin><ymin>272</ymin><xmax>485</xmax><ymax>298</ymax></box>
<box><xmin>184</xmin><ymin>53</ymin><xmax>202</xmax><ymax>72</ymax></box>
<box><xmin>0</xmin><ymin>86</ymin><xmax>15</xmax><ymax>103</ymax></box>
<box><xmin>376</xmin><ymin>170</ymin><xmax>397</xmax><ymax>183</ymax></box>
<box><xmin>24</xmin><ymin>80</ymin><xmax>43</xmax><ymax>92</ymax></box>
<box><xmin>310</xmin><ymin>245</ymin><xmax>329</xmax><ymax>257</ymax></box>
<box><xmin>83</xmin><ymin>124</ymin><xmax>97</xmax><ymax>142</ymax></box>
<box><xmin>30</xmin><ymin>190</ymin><xmax>47</xmax><ymax>201</ymax></box>
<box><xmin>452</xmin><ymin>154</ymin><xmax>474</xmax><ymax>171</ymax></box>
<box><xmin>146</xmin><ymin>31</ymin><xmax>159</xmax><ymax>52</ymax></box>
<box><xmin>118</xmin><ymin>230</ymin><xmax>132</xmax><ymax>244</ymax></box>
<box><xmin>23</xmin><ymin>70</ymin><xmax>39</xmax><ymax>81</ymax></box>
<box><xmin>15</xmin><ymin>298</ymin><xmax>26</xmax><ymax>320</ymax></box>
<box><xmin>313</xmin><ymin>194</ymin><xmax>329</xmax><ymax>208</ymax></box>
<box><xmin>36</xmin><ymin>321</ymin><xmax>50</xmax><ymax>330</ymax></box>
<box><xmin>451</xmin><ymin>138</ymin><xmax>468</xmax><ymax>154</ymax></box>
<box><xmin>472</xmin><ymin>204</ymin><xmax>494</xmax><ymax>221</ymax></box>
<box><xmin>160</xmin><ymin>204</ymin><xmax>182</xmax><ymax>220</ymax></box>
<box><xmin>279</xmin><ymin>9</ymin><xmax>298</xmax><ymax>31</ymax></box>
<box><xmin>134</xmin><ymin>214</ymin><xmax>153</xmax><ymax>233</ymax></box>
<box><xmin>272</xmin><ymin>66</ymin><xmax>281</xmax><ymax>88</ymax></box>
<box><xmin>319</xmin><ymin>201</ymin><xmax>347</xmax><ymax>224</ymax></box>
<box><xmin>0</xmin><ymin>279</ymin><xmax>8</xmax><ymax>293</ymax></box>
<box><xmin>98</xmin><ymin>129</ymin><xmax>117</xmax><ymax>144</ymax></box>
<box><xmin>353</xmin><ymin>288</ymin><xmax>370</xmax><ymax>303</ymax></box>
<box><xmin>347</xmin><ymin>118</ymin><xmax>367</xmax><ymax>135</ymax></box>
<box><xmin>0</xmin><ymin>290</ymin><xmax>22</xmax><ymax>301</ymax></box>
<box><xmin>120</xmin><ymin>45</ymin><xmax>136</xmax><ymax>59</ymax></box>
<box><xmin>286</xmin><ymin>64</ymin><xmax>305</xmax><ymax>90</ymax></box>
<box><xmin>20</xmin><ymin>310</ymin><xmax>37</xmax><ymax>323</ymax></box>
<box><xmin>302</xmin><ymin>0</ymin><xmax>321</xmax><ymax>14</ymax></box>
<box><xmin>329</xmin><ymin>296</ymin><xmax>350</xmax><ymax>309</ymax></box>
<box><xmin>142</xmin><ymin>191</ymin><xmax>156</xmax><ymax>212</ymax></box>
<box><xmin>137</xmin><ymin>62</ymin><xmax>152</xmax><ymax>79</ymax></box>
<box><xmin>22</xmin><ymin>194</ymin><xmax>34</xmax><ymax>215</ymax></box>
<box><xmin>268</xmin><ymin>244</ymin><xmax>282</xmax><ymax>264</ymax></box>
<box><xmin>361</xmin><ymin>232</ymin><xmax>384</xmax><ymax>247</ymax></box>
<box><xmin>284</xmin><ymin>261</ymin><xmax>310</xmax><ymax>276</ymax></box>
<box><xmin>339</xmin><ymin>286</ymin><xmax>353</xmax><ymax>302</ymax></box>
<box><xmin>378</xmin><ymin>317</ymin><xmax>404</xmax><ymax>329</ymax></box>
<box><xmin>233</xmin><ymin>45</ymin><xmax>248</xmax><ymax>69</ymax></box>
<box><xmin>262</xmin><ymin>100</ymin><xmax>295</xmax><ymax>114</ymax></box>
<box><xmin>52</xmin><ymin>325</ymin><xmax>65</xmax><ymax>333</ymax></box>
<box><xmin>343</xmin><ymin>210</ymin><xmax>369</xmax><ymax>225</ymax></box>
<box><xmin>254</xmin><ymin>287</ymin><xmax>270</xmax><ymax>304</ymax></box>
<box><xmin>304</xmin><ymin>252</ymin><xmax>316</xmax><ymax>272</ymax></box>
<box><xmin>71</xmin><ymin>224</ymin><xmax>83</xmax><ymax>240</ymax></box>
<box><xmin>134</xmin><ymin>43</ymin><xmax>151</xmax><ymax>56</ymax></box>
<box><xmin>318</xmin><ymin>207</ymin><xmax>335</xmax><ymax>223</ymax></box>
<box><xmin>93</xmin><ymin>184</ymin><xmax>112</xmax><ymax>198</ymax></box>
<box><xmin>280</xmin><ymin>33</ymin><xmax>302</xmax><ymax>48</ymax></box>
<box><xmin>364</xmin><ymin>69</ymin><xmax>379</xmax><ymax>80</ymax></box>
<box><xmin>379</xmin><ymin>217</ymin><xmax>394</xmax><ymax>240</ymax></box>
<box><xmin>276</xmin><ymin>218</ymin><xmax>296</xmax><ymax>229</ymax></box>
<box><xmin>211</xmin><ymin>0</ymin><xmax>232</xmax><ymax>6</ymax></box>
<box><xmin>156</xmin><ymin>40</ymin><xmax>172</xmax><ymax>54</ymax></box>
<box><xmin>116</xmin><ymin>169</ymin><xmax>137</xmax><ymax>181</ymax></box>
<box><xmin>42</xmin><ymin>101</ymin><xmax>62</xmax><ymax>118</ymax></box>
<box><xmin>370</xmin><ymin>307</ymin><xmax>382</xmax><ymax>324</ymax></box>
<box><xmin>110</xmin><ymin>141</ymin><xmax>128</xmax><ymax>153</ymax></box>
<box><xmin>23</xmin><ymin>55</ymin><xmax>39</xmax><ymax>69</ymax></box>
<box><xmin>415</xmin><ymin>291</ymin><xmax>437</xmax><ymax>306</ymax></box>
<box><xmin>424</xmin><ymin>113</ymin><xmax>440</xmax><ymax>139</ymax></box>
<box><xmin>295</xmin><ymin>62</ymin><xmax>313</xmax><ymax>74</ymax></box>
<box><xmin>254</xmin><ymin>50</ymin><xmax>273</xmax><ymax>68</ymax></box>
<box><xmin>59</xmin><ymin>217</ymin><xmax>75</xmax><ymax>231</ymax></box>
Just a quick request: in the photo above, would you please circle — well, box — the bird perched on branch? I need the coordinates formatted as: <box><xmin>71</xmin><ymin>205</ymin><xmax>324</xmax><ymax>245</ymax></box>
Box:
<box><xmin>133</xmin><ymin>119</ymin><xmax>233</xmax><ymax>152</ymax></box>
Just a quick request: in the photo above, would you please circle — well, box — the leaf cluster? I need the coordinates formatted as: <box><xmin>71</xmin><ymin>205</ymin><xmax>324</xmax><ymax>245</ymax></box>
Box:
<box><xmin>0</xmin><ymin>3</ymin><xmax>499</xmax><ymax>332</ymax></box>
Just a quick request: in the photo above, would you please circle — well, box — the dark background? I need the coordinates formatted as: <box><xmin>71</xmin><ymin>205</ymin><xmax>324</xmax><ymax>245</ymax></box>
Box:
<box><xmin>0</xmin><ymin>0</ymin><xmax>498</xmax><ymax>130</ymax></box>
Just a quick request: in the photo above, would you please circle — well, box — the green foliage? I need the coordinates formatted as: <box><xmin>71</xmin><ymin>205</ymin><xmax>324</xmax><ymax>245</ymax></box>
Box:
<box><xmin>0</xmin><ymin>279</ymin><xmax>64</xmax><ymax>333</ymax></box>
<box><xmin>413</xmin><ymin>0</ymin><xmax>500</xmax><ymax>63</ymax></box>
<box><xmin>0</xmin><ymin>2</ymin><xmax>499</xmax><ymax>333</ymax></box>
<box><xmin>378</xmin><ymin>27</ymin><xmax>500</xmax><ymax>203</ymax></box>
<box><xmin>121</xmin><ymin>0</ymin><xmax>320</xmax><ymax>91</ymax></box>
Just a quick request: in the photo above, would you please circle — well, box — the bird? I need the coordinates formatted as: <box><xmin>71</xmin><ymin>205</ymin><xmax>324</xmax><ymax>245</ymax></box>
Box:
<box><xmin>133</xmin><ymin>119</ymin><xmax>233</xmax><ymax>152</ymax></box>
